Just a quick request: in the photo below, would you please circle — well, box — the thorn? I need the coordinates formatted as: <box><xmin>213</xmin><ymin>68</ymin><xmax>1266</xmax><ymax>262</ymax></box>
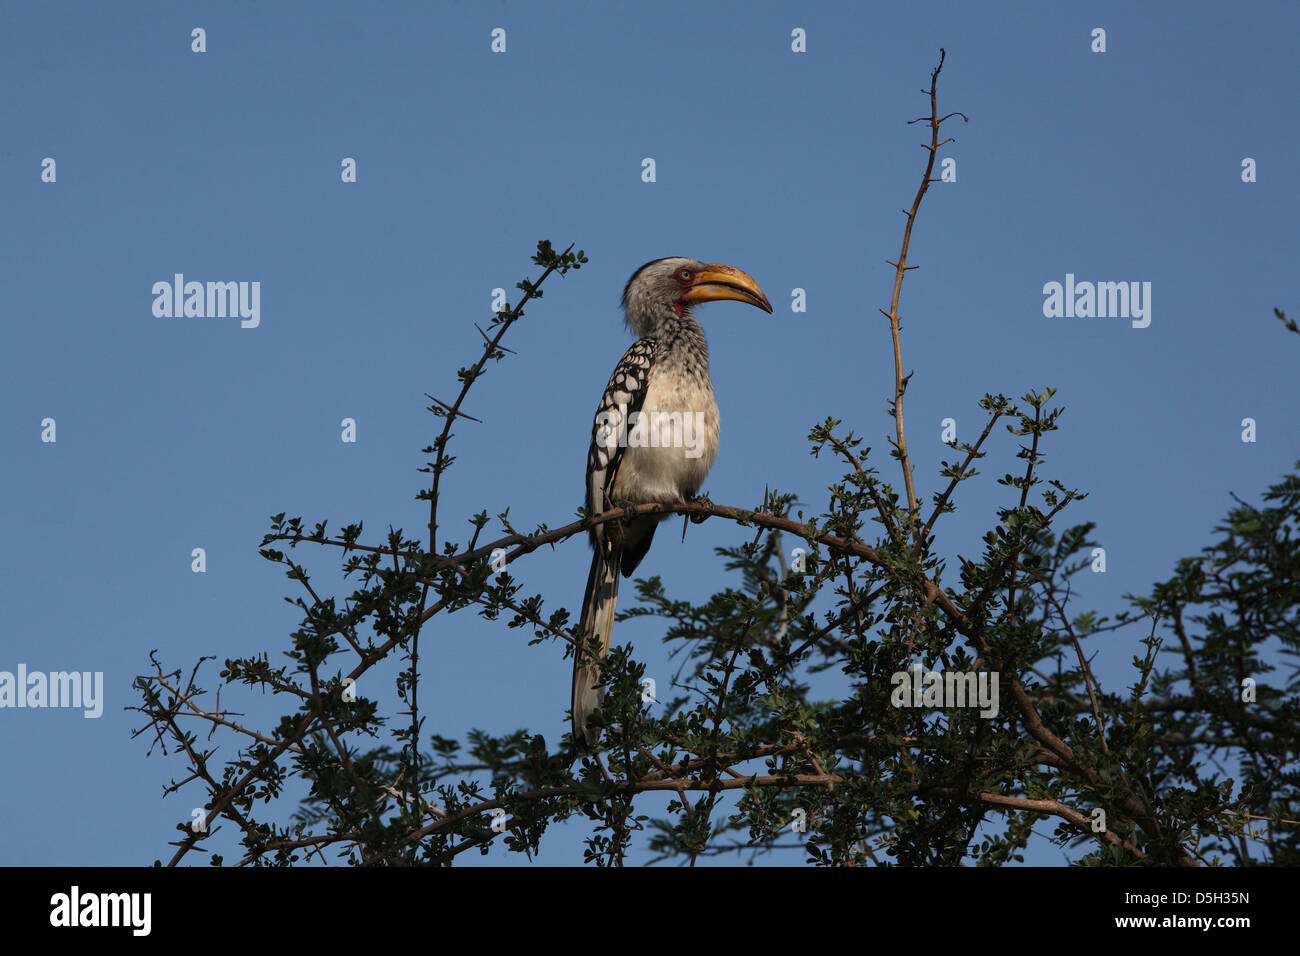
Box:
<box><xmin>476</xmin><ymin>324</ymin><xmax>516</xmax><ymax>353</ymax></box>
<box><xmin>424</xmin><ymin>394</ymin><xmax>482</xmax><ymax>424</ymax></box>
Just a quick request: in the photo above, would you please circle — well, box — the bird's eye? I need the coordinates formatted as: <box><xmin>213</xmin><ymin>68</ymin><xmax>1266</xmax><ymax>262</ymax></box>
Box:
<box><xmin>677</xmin><ymin>269</ymin><xmax>692</xmax><ymax>282</ymax></box>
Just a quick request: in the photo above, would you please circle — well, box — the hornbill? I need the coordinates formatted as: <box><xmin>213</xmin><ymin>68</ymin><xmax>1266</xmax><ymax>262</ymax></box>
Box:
<box><xmin>571</xmin><ymin>257</ymin><xmax>772</xmax><ymax>750</ymax></box>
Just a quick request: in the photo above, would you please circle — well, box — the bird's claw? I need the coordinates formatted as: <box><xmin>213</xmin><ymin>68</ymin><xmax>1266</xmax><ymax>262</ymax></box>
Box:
<box><xmin>688</xmin><ymin>492</ymin><xmax>713</xmax><ymax>523</ymax></box>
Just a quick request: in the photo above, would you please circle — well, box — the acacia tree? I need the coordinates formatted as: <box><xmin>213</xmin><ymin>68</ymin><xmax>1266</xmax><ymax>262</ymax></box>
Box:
<box><xmin>133</xmin><ymin>53</ymin><xmax>1297</xmax><ymax>866</ymax></box>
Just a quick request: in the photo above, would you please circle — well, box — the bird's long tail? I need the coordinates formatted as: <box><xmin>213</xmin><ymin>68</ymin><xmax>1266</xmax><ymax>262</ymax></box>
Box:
<box><xmin>572</xmin><ymin>539</ymin><xmax>620</xmax><ymax>750</ymax></box>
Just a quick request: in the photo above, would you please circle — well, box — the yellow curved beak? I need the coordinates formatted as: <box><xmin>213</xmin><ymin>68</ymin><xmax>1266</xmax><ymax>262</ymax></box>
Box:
<box><xmin>681</xmin><ymin>264</ymin><xmax>773</xmax><ymax>313</ymax></box>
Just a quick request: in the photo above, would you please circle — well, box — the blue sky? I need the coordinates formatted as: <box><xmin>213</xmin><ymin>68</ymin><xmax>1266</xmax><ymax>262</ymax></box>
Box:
<box><xmin>2</xmin><ymin>0</ymin><xmax>1296</xmax><ymax>866</ymax></box>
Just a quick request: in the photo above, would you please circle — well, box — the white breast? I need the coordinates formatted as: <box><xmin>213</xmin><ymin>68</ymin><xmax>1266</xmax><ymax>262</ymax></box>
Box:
<box><xmin>611</xmin><ymin>364</ymin><xmax>719</xmax><ymax>504</ymax></box>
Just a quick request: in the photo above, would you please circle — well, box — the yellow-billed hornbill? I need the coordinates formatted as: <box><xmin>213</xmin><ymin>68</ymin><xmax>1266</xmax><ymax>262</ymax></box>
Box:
<box><xmin>572</xmin><ymin>257</ymin><xmax>772</xmax><ymax>749</ymax></box>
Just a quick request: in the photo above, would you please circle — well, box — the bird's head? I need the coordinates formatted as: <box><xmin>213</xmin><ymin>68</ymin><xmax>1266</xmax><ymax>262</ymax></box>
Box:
<box><xmin>621</xmin><ymin>257</ymin><xmax>773</xmax><ymax>335</ymax></box>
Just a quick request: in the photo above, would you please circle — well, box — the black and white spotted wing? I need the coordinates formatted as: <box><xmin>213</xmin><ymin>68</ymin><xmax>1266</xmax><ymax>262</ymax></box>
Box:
<box><xmin>585</xmin><ymin>336</ymin><xmax>657</xmax><ymax>546</ymax></box>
